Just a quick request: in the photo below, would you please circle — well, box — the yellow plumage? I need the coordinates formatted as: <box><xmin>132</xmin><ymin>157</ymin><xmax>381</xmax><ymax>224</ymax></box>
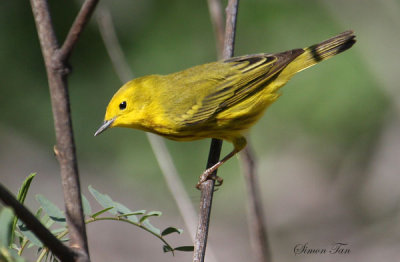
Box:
<box><xmin>95</xmin><ymin>30</ymin><xmax>356</xmax><ymax>186</ymax></box>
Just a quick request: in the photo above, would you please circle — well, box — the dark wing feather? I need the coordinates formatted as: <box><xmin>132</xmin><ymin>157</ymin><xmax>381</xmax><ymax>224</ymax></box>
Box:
<box><xmin>182</xmin><ymin>49</ymin><xmax>304</xmax><ymax>126</ymax></box>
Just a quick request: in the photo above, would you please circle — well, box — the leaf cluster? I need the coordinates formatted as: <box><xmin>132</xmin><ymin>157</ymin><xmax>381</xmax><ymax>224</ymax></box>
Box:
<box><xmin>0</xmin><ymin>174</ymin><xmax>193</xmax><ymax>262</ymax></box>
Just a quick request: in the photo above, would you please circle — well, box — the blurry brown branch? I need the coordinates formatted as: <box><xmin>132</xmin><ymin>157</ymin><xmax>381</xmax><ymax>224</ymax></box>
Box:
<box><xmin>30</xmin><ymin>0</ymin><xmax>99</xmax><ymax>260</ymax></box>
<box><xmin>193</xmin><ymin>179</ymin><xmax>216</xmax><ymax>262</ymax></box>
<box><xmin>240</xmin><ymin>145</ymin><xmax>272</xmax><ymax>262</ymax></box>
<box><xmin>207</xmin><ymin>0</ymin><xmax>271</xmax><ymax>260</ymax></box>
<box><xmin>0</xmin><ymin>183</ymin><xmax>76</xmax><ymax>261</ymax></box>
<box><xmin>96</xmin><ymin>7</ymin><xmax>133</xmax><ymax>82</ymax></box>
<box><xmin>222</xmin><ymin>0</ymin><xmax>239</xmax><ymax>59</ymax></box>
<box><xmin>59</xmin><ymin>0</ymin><xmax>99</xmax><ymax>62</ymax></box>
<box><xmin>193</xmin><ymin>1</ymin><xmax>239</xmax><ymax>262</ymax></box>
<box><xmin>207</xmin><ymin>0</ymin><xmax>225</xmax><ymax>58</ymax></box>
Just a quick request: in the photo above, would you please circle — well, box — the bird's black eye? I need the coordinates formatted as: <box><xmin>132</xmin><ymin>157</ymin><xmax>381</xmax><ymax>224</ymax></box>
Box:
<box><xmin>119</xmin><ymin>101</ymin><xmax>127</xmax><ymax>110</ymax></box>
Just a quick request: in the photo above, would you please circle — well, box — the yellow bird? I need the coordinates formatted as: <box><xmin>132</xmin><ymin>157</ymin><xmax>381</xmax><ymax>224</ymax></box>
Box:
<box><xmin>95</xmin><ymin>30</ymin><xmax>356</xmax><ymax>188</ymax></box>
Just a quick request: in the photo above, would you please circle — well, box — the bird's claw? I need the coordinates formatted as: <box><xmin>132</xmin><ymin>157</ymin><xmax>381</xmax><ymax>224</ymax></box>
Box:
<box><xmin>196</xmin><ymin>168</ymin><xmax>224</xmax><ymax>189</ymax></box>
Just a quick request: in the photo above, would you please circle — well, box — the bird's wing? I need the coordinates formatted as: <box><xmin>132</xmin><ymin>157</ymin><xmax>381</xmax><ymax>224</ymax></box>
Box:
<box><xmin>180</xmin><ymin>49</ymin><xmax>303</xmax><ymax>126</ymax></box>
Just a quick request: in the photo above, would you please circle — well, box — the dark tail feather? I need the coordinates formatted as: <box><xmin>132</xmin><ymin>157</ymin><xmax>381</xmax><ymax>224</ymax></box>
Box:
<box><xmin>282</xmin><ymin>30</ymin><xmax>356</xmax><ymax>75</ymax></box>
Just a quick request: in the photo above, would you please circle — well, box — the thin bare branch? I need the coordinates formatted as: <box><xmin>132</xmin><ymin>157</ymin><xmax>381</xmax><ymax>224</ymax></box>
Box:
<box><xmin>207</xmin><ymin>0</ymin><xmax>225</xmax><ymax>58</ymax></box>
<box><xmin>222</xmin><ymin>0</ymin><xmax>239</xmax><ymax>59</ymax></box>
<box><xmin>194</xmin><ymin>1</ymin><xmax>239</xmax><ymax>262</ymax></box>
<box><xmin>0</xmin><ymin>183</ymin><xmax>76</xmax><ymax>262</ymax></box>
<box><xmin>59</xmin><ymin>0</ymin><xmax>99</xmax><ymax>62</ymax></box>
<box><xmin>207</xmin><ymin>0</ymin><xmax>270</xmax><ymax>260</ymax></box>
<box><xmin>193</xmin><ymin>180</ymin><xmax>215</xmax><ymax>262</ymax></box>
<box><xmin>240</xmin><ymin>145</ymin><xmax>271</xmax><ymax>262</ymax></box>
<box><xmin>30</xmin><ymin>0</ymin><xmax>59</xmax><ymax>64</ymax></box>
<box><xmin>30</xmin><ymin>0</ymin><xmax>95</xmax><ymax>260</ymax></box>
<box><xmin>96</xmin><ymin>6</ymin><xmax>133</xmax><ymax>82</ymax></box>
<box><xmin>193</xmin><ymin>138</ymin><xmax>222</xmax><ymax>262</ymax></box>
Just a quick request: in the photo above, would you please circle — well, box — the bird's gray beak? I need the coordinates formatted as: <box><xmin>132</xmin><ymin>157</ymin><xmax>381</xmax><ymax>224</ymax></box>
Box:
<box><xmin>94</xmin><ymin>118</ymin><xmax>115</xmax><ymax>136</ymax></box>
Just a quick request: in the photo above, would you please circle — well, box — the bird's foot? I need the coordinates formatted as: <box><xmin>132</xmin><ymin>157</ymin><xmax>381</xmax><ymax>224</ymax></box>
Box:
<box><xmin>196</xmin><ymin>168</ymin><xmax>223</xmax><ymax>189</ymax></box>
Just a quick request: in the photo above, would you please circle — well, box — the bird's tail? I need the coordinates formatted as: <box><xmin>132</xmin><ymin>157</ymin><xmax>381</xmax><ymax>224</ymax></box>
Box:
<box><xmin>279</xmin><ymin>30</ymin><xmax>356</xmax><ymax>78</ymax></box>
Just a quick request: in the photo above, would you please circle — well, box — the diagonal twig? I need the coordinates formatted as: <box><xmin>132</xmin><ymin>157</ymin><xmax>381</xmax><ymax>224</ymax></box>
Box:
<box><xmin>95</xmin><ymin>7</ymin><xmax>132</xmax><ymax>82</ymax></box>
<box><xmin>30</xmin><ymin>0</ymin><xmax>99</xmax><ymax>260</ymax></box>
<box><xmin>207</xmin><ymin>0</ymin><xmax>271</xmax><ymax>260</ymax></box>
<box><xmin>222</xmin><ymin>0</ymin><xmax>239</xmax><ymax>59</ymax></box>
<box><xmin>240</xmin><ymin>145</ymin><xmax>272</xmax><ymax>262</ymax></box>
<box><xmin>59</xmin><ymin>0</ymin><xmax>99</xmax><ymax>62</ymax></box>
<box><xmin>0</xmin><ymin>183</ymin><xmax>76</xmax><ymax>261</ymax></box>
<box><xmin>207</xmin><ymin>0</ymin><xmax>225</xmax><ymax>58</ymax></box>
<box><xmin>193</xmin><ymin>1</ymin><xmax>239</xmax><ymax>262</ymax></box>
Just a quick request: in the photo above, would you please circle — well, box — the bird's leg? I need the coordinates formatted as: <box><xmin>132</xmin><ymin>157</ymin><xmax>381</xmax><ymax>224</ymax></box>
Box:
<box><xmin>196</xmin><ymin>136</ymin><xmax>247</xmax><ymax>189</ymax></box>
<box><xmin>196</xmin><ymin>150</ymin><xmax>237</xmax><ymax>189</ymax></box>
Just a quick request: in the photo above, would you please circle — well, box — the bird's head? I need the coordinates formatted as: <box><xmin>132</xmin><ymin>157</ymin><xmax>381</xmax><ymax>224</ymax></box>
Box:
<box><xmin>94</xmin><ymin>78</ymin><xmax>147</xmax><ymax>136</ymax></box>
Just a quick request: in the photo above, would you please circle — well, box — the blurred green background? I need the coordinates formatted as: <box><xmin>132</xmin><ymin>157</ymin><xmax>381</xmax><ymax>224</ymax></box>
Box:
<box><xmin>1</xmin><ymin>0</ymin><xmax>399</xmax><ymax>261</ymax></box>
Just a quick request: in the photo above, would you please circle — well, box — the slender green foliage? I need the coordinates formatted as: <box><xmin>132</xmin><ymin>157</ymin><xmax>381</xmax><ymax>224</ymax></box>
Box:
<box><xmin>1</xmin><ymin>174</ymin><xmax>193</xmax><ymax>261</ymax></box>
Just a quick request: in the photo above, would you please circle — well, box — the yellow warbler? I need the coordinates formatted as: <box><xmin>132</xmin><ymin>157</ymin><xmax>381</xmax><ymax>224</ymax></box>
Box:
<box><xmin>95</xmin><ymin>30</ymin><xmax>356</xmax><ymax>187</ymax></box>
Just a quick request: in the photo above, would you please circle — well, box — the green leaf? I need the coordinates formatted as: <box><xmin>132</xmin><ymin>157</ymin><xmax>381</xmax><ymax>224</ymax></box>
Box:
<box><xmin>42</xmin><ymin>214</ymin><xmax>55</xmax><ymax>229</ymax></box>
<box><xmin>125</xmin><ymin>210</ymin><xmax>145</xmax><ymax>223</ymax></box>
<box><xmin>16</xmin><ymin>173</ymin><xmax>36</xmax><ymax>204</ymax></box>
<box><xmin>91</xmin><ymin>207</ymin><xmax>114</xmax><ymax>218</ymax></box>
<box><xmin>118</xmin><ymin>212</ymin><xmax>140</xmax><ymax>217</ymax></box>
<box><xmin>113</xmin><ymin>202</ymin><xmax>140</xmax><ymax>222</ymax></box>
<box><xmin>147</xmin><ymin>211</ymin><xmax>162</xmax><ymax>216</ymax></box>
<box><xmin>0</xmin><ymin>208</ymin><xmax>14</xmax><ymax>246</ymax></box>
<box><xmin>162</xmin><ymin>245</ymin><xmax>173</xmax><ymax>253</ymax></box>
<box><xmin>174</xmin><ymin>246</ymin><xmax>194</xmax><ymax>252</ymax></box>
<box><xmin>88</xmin><ymin>186</ymin><xmax>147</xmax><ymax>223</ymax></box>
<box><xmin>141</xmin><ymin>219</ymin><xmax>160</xmax><ymax>235</ymax></box>
<box><xmin>116</xmin><ymin>212</ymin><xmax>138</xmax><ymax>223</ymax></box>
<box><xmin>16</xmin><ymin>221</ymin><xmax>40</xmax><ymax>248</ymax></box>
<box><xmin>113</xmin><ymin>202</ymin><xmax>131</xmax><ymax>215</ymax></box>
<box><xmin>35</xmin><ymin>195</ymin><xmax>66</xmax><ymax>225</ymax></box>
<box><xmin>81</xmin><ymin>194</ymin><xmax>91</xmax><ymax>216</ymax></box>
<box><xmin>10</xmin><ymin>243</ymin><xmax>18</xmax><ymax>250</ymax></box>
<box><xmin>51</xmin><ymin>228</ymin><xmax>66</xmax><ymax>235</ymax></box>
<box><xmin>16</xmin><ymin>221</ymin><xmax>25</xmax><ymax>231</ymax></box>
<box><xmin>59</xmin><ymin>237</ymin><xmax>69</xmax><ymax>243</ymax></box>
<box><xmin>21</xmin><ymin>229</ymin><xmax>42</xmax><ymax>248</ymax></box>
<box><xmin>35</xmin><ymin>208</ymin><xmax>42</xmax><ymax>218</ymax></box>
<box><xmin>0</xmin><ymin>247</ymin><xmax>26</xmax><ymax>262</ymax></box>
<box><xmin>139</xmin><ymin>211</ymin><xmax>162</xmax><ymax>235</ymax></box>
<box><xmin>130</xmin><ymin>210</ymin><xmax>146</xmax><ymax>215</ymax></box>
<box><xmin>88</xmin><ymin>186</ymin><xmax>116</xmax><ymax>215</ymax></box>
<box><xmin>139</xmin><ymin>211</ymin><xmax>162</xmax><ymax>223</ymax></box>
<box><xmin>13</xmin><ymin>231</ymin><xmax>23</xmax><ymax>238</ymax></box>
<box><xmin>10</xmin><ymin>173</ymin><xmax>36</xmax><ymax>245</ymax></box>
<box><xmin>161</xmin><ymin>227</ymin><xmax>183</xmax><ymax>236</ymax></box>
